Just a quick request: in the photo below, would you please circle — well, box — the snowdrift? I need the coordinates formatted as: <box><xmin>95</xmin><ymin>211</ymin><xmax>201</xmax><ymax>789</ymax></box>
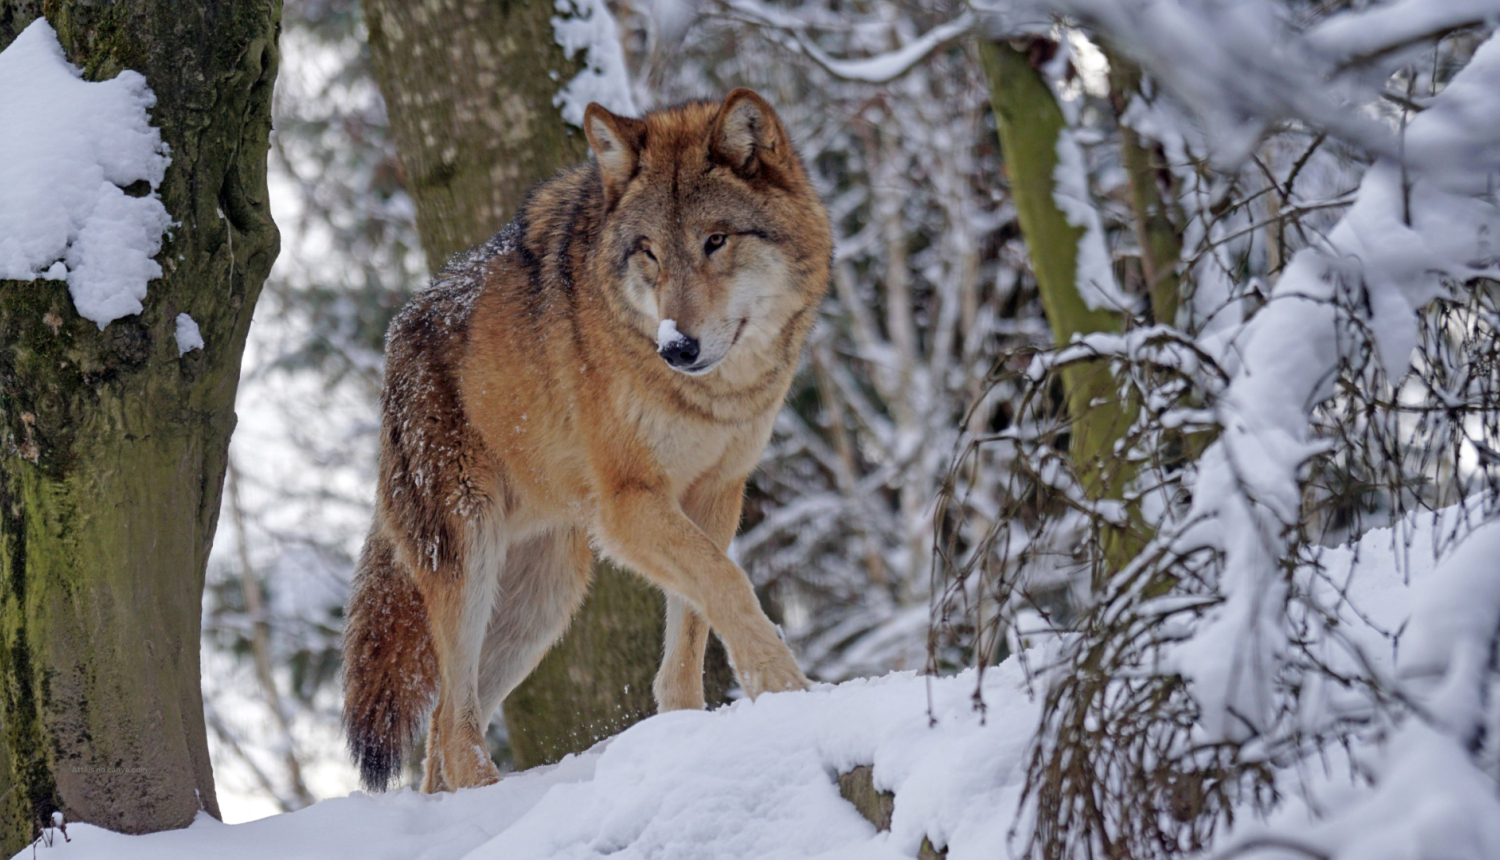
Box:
<box><xmin>22</xmin><ymin>507</ymin><xmax>1500</xmax><ymax>860</ymax></box>
<box><xmin>20</xmin><ymin>668</ymin><xmax>1039</xmax><ymax>860</ymax></box>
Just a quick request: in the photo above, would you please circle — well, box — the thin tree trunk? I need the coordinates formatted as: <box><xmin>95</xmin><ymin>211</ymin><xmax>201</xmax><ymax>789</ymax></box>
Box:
<box><xmin>364</xmin><ymin>0</ymin><xmax>729</xmax><ymax>772</ymax></box>
<box><xmin>0</xmin><ymin>1</ymin><xmax>281</xmax><ymax>851</ymax></box>
<box><xmin>978</xmin><ymin>38</ymin><xmax>1140</xmax><ymax>572</ymax></box>
<box><xmin>1105</xmin><ymin>51</ymin><xmax>1184</xmax><ymax>327</ymax></box>
<box><xmin>227</xmin><ymin>462</ymin><xmax>314</xmax><ymax>810</ymax></box>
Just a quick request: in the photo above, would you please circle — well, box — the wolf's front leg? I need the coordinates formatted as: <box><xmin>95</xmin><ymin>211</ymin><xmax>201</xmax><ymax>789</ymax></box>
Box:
<box><xmin>655</xmin><ymin>474</ymin><xmax>750</xmax><ymax>711</ymax></box>
<box><xmin>595</xmin><ymin>484</ymin><xmax>808</xmax><ymax>701</ymax></box>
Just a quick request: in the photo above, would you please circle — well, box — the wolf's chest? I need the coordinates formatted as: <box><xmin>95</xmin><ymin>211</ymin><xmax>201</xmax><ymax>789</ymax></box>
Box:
<box><xmin>640</xmin><ymin>411</ymin><xmax>734</xmax><ymax>483</ymax></box>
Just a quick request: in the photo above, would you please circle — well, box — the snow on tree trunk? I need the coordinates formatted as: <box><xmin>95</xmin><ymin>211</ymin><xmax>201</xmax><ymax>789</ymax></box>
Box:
<box><xmin>0</xmin><ymin>0</ymin><xmax>281</xmax><ymax>851</ymax></box>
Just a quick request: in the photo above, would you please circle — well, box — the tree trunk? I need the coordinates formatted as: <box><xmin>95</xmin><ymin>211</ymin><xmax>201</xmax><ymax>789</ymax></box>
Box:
<box><xmin>364</xmin><ymin>0</ymin><xmax>591</xmax><ymax>265</ymax></box>
<box><xmin>978</xmin><ymin>38</ymin><xmax>1140</xmax><ymax>572</ymax></box>
<box><xmin>0</xmin><ymin>1</ymin><xmax>281</xmax><ymax>851</ymax></box>
<box><xmin>364</xmin><ymin>0</ymin><xmax>728</xmax><ymax>772</ymax></box>
<box><xmin>1105</xmin><ymin>51</ymin><xmax>1184</xmax><ymax>328</ymax></box>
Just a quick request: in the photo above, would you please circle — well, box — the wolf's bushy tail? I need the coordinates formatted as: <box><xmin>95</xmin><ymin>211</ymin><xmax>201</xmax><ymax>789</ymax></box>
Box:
<box><xmin>342</xmin><ymin>530</ymin><xmax>438</xmax><ymax>791</ymax></box>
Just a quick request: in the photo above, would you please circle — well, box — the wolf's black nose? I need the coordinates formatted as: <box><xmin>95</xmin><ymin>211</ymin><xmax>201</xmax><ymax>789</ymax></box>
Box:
<box><xmin>660</xmin><ymin>336</ymin><xmax>700</xmax><ymax>368</ymax></box>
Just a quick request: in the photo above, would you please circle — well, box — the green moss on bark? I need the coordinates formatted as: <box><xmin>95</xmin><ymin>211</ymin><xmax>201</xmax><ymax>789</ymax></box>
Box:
<box><xmin>0</xmin><ymin>0</ymin><xmax>282</xmax><ymax>850</ymax></box>
<box><xmin>979</xmin><ymin>38</ymin><xmax>1145</xmax><ymax>572</ymax></box>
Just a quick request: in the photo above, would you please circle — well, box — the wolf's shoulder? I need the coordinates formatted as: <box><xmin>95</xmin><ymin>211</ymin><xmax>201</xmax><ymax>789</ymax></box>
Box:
<box><xmin>386</xmin><ymin>221</ymin><xmax>525</xmax><ymax>349</ymax></box>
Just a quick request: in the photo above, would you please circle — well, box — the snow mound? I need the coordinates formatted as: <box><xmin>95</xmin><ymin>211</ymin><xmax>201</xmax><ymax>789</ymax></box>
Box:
<box><xmin>0</xmin><ymin>19</ymin><xmax>171</xmax><ymax>328</ymax></box>
<box><xmin>24</xmin><ymin>669</ymin><xmax>1039</xmax><ymax>859</ymax></box>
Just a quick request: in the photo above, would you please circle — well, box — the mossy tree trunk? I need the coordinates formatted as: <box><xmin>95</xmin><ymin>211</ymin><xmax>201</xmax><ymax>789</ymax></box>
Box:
<box><xmin>0</xmin><ymin>0</ymin><xmax>281</xmax><ymax>852</ymax></box>
<box><xmin>978</xmin><ymin>38</ymin><xmax>1184</xmax><ymax>574</ymax></box>
<box><xmin>364</xmin><ymin>0</ymin><xmax>729</xmax><ymax>771</ymax></box>
<box><xmin>364</xmin><ymin>0</ymin><xmax>593</xmax><ymax>268</ymax></box>
<box><xmin>979</xmin><ymin>39</ymin><xmax>1129</xmax><ymax>517</ymax></box>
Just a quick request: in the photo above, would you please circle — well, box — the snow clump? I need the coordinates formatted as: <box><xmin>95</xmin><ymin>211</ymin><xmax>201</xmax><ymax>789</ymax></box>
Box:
<box><xmin>174</xmin><ymin>313</ymin><xmax>203</xmax><ymax>356</ymax></box>
<box><xmin>0</xmin><ymin>19</ymin><xmax>172</xmax><ymax>329</ymax></box>
<box><xmin>657</xmin><ymin>318</ymin><xmax>686</xmax><ymax>351</ymax></box>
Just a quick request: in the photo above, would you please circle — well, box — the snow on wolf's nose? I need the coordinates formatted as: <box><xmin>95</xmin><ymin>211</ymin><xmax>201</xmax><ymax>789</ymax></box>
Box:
<box><xmin>657</xmin><ymin>319</ymin><xmax>700</xmax><ymax>368</ymax></box>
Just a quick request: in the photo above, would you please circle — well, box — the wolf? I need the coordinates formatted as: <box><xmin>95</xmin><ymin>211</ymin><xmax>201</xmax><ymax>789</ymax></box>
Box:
<box><xmin>341</xmin><ymin>89</ymin><xmax>833</xmax><ymax>793</ymax></box>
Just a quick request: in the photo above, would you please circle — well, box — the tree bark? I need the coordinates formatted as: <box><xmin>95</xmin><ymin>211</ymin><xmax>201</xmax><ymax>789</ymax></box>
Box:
<box><xmin>978</xmin><ymin>40</ymin><xmax>1126</xmax><ymax>482</ymax></box>
<box><xmin>1105</xmin><ymin>51</ymin><xmax>1184</xmax><ymax>328</ymax></box>
<box><xmin>0</xmin><ymin>0</ymin><xmax>281</xmax><ymax>851</ymax></box>
<box><xmin>364</xmin><ymin>0</ymin><xmax>729</xmax><ymax>772</ymax></box>
<box><xmin>364</xmin><ymin>0</ymin><xmax>591</xmax><ymax>264</ymax></box>
<box><xmin>978</xmin><ymin>38</ymin><xmax>1141</xmax><ymax>572</ymax></box>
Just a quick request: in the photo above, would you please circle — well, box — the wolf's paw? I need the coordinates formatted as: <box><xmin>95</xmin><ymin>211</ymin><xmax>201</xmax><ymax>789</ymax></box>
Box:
<box><xmin>653</xmin><ymin>674</ymin><xmax>707</xmax><ymax>712</ymax></box>
<box><xmin>442</xmin><ymin>743</ymin><xmax>502</xmax><ymax>791</ymax></box>
<box><xmin>738</xmin><ymin>654</ymin><xmax>810</xmax><ymax>700</ymax></box>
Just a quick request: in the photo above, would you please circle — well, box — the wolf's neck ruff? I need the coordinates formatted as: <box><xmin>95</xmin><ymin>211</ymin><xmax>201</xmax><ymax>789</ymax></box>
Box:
<box><xmin>344</xmin><ymin>90</ymin><xmax>833</xmax><ymax>794</ymax></box>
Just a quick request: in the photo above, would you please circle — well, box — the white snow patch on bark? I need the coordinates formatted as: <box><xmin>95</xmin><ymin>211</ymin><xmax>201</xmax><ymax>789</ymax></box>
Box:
<box><xmin>174</xmin><ymin>313</ymin><xmax>203</xmax><ymax>356</ymax></box>
<box><xmin>1052</xmin><ymin>127</ymin><xmax>1131</xmax><ymax>313</ymax></box>
<box><xmin>0</xmin><ymin>19</ymin><xmax>172</xmax><ymax>329</ymax></box>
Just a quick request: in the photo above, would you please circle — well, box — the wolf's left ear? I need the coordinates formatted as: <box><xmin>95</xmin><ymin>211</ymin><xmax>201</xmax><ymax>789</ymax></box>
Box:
<box><xmin>584</xmin><ymin>103</ymin><xmax>645</xmax><ymax>203</ymax></box>
<box><xmin>710</xmin><ymin>89</ymin><xmax>791</xmax><ymax>179</ymax></box>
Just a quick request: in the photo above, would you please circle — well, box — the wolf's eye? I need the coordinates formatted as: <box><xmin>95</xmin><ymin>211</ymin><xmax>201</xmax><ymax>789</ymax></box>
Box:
<box><xmin>636</xmin><ymin>238</ymin><xmax>657</xmax><ymax>265</ymax></box>
<box><xmin>704</xmin><ymin>233</ymin><xmax>727</xmax><ymax>255</ymax></box>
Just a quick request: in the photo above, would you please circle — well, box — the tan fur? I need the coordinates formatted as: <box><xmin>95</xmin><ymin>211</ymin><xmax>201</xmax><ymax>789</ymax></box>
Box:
<box><xmin>342</xmin><ymin>90</ymin><xmax>833</xmax><ymax>792</ymax></box>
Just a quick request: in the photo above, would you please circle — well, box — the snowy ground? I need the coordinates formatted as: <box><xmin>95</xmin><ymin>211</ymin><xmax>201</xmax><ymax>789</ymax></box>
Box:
<box><xmin>21</xmin><ymin>668</ymin><xmax>1040</xmax><ymax>860</ymax></box>
<box><xmin>25</xmin><ymin>502</ymin><xmax>1499</xmax><ymax>860</ymax></box>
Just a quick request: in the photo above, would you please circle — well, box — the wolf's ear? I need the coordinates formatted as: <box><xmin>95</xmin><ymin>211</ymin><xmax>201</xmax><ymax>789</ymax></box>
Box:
<box><xmin>584</xmin><ymin>103</ymin><xmax>645</xmax><ymax>202</ymax></box>
<box><xmin>710</xmin><ymin>88</ymin><xmax>791</xmax><ymax>179</ymax></box>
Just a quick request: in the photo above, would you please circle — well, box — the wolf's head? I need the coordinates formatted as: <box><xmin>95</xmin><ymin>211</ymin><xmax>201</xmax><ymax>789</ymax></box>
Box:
<box><xmin>584</xmin><ymin>90</ymin><xmax>832</xmax><ymax>380</ymax></box>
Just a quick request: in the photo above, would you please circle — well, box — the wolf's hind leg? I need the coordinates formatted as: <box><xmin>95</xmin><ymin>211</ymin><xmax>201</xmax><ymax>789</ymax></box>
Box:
<box><xmin>420</xmin><ymin>699</ymin><xmax>448</xmax><ymax>793</ymax></box>
<box><xmin>420</xmin><ymin>520</ymin><xmax>507</xmax><ymax>791</ymax></box>
<box><xmin>476</xmin><ymin>526</ymin><xmax>593</xmax><ymax>721</ymax></box>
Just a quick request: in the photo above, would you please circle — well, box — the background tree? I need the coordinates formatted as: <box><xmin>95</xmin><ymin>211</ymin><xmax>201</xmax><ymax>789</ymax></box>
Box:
<box><xmin>0</xmin><ymin>0</ymin><xmax>281</xmax><ymax>850</ymax></box>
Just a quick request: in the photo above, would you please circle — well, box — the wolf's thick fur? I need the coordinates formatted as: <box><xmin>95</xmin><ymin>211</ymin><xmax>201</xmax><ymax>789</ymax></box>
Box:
<box><xmin>342</xmin><ymin>90</ymin><xmax>833</xmax><ymax>792</ymax></box>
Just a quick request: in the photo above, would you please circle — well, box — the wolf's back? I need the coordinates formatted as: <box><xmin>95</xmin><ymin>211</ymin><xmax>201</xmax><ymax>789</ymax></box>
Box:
<box><xmin>342</xmin><ymin>529</ymin><xmax>438</xmax><ymax>791</ymax></box>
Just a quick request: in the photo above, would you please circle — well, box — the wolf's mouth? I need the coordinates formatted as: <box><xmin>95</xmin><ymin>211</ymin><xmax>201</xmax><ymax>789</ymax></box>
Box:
<box><xmin>675</xmin><ymin>318</ymin><xmax>748</xmax><ymax>376</ymax></box>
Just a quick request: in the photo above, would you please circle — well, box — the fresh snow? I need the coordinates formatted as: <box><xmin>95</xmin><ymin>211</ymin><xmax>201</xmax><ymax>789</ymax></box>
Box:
<box><xmin>1052</xmin><ymin>128</ymin><xmax>1131</xmax><ymax>313</ymax></box>
<box><xmin>656</xmin><ymin>317</ymin><xmax>684</xmax><ymax>351</ymax></box>
<box><xmin>0</xmin><ymin>19</ymin><xmax>171</xmax><ymax>328</ymax></box>
<box><xmin>22</xmin><ymin>668</ymin><xmax>1040</xmax><ymax>860</ymax></box>
<box><xmin>1169</xmin><ymin>28</ymin><xmax>1500</xmax><ymax>744</ymax></box>
<box><xmin>174</xmin><ymin>313</ymin><xmax>204</xmax><ymax>356</ymax></box>
<box><xmin>1213</xmin><ymin>507</ymin><xmax>1500</xmax><ymax>859</ymax></box>
<box><xmin>24</xmin><ymin>506</ymin><xmax>1498</xmax><ymax>859</ymax></box>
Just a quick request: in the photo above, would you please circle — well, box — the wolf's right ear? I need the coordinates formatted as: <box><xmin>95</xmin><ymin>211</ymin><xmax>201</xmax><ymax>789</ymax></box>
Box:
<box><xmin>584</xmin><ymin>104</ymin><xmax>645</xmax><ymax>204</ymax></box>
<box><xmin>710</xmin><ymin>88</ymin><xmax>792</xmax><ymax>180</ymax></box>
